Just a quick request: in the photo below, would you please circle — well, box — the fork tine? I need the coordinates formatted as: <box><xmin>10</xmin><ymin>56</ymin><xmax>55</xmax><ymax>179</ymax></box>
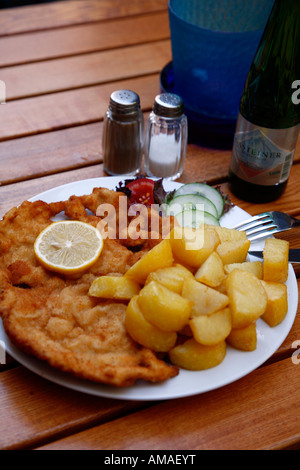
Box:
<box><xmin>244</xmin><ymin>222</ymin><xmax>277</xmax><ymax>237</ymax></box>
<box><xmin>247</xmin><ymin>228</ymin><xmax>279</xmax><ymax>242</ymax></box>
<box><xmin>238</xmin><ymin>218</ymin><xmax>276</xmax><ymax>233</ymax></box>
<box><xmin>233</xmin><ymin>213</ymin><xmax>271</xmax><ymax>230</ymax></box>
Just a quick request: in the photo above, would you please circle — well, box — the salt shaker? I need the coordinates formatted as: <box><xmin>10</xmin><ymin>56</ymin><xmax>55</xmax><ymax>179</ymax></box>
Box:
<box><xmin>144</xmin><ymin>93</ymin><xmax>188</xmax><ymax>180</ymax></box>
<box><xmin>102</xmin><ymin>90</ymin><xmax>144</xmax><ymax>176</ymax></box>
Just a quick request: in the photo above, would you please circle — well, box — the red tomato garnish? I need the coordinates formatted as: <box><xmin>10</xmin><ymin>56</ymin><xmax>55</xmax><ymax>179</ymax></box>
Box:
<box><xmin>126</xmin><ymin>178</ymin><xmax>155</xmax><ymax>206</ymax></box>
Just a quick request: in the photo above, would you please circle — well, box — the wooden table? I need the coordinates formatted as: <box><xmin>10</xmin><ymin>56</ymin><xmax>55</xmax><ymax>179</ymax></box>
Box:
<box><xmin>0</xmin><ymin>0</ymin><xmax>299</xmax><ymax>451</ymax></box>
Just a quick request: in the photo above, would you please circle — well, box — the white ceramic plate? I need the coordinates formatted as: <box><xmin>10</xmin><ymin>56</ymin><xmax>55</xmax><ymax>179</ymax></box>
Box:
<box><xmin>0</xmin><ymin>177</ymin><xmax>298</xmax><ymax>401</ymax></box>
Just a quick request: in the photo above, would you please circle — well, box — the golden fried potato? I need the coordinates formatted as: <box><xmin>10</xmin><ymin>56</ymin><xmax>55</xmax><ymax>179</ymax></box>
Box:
<box><xmin>89</xmin><ymin>275</ymin><xmax>140</xmax><ymax>299</ymax></box>
<box><xmin>182</xmin><ymin>278</ymin><xmax>229</xmax><ymax>316</ymax></box>
<box><xmin>263</xmin><ymin>238</ymin><xmax>289</xmax><ymax>283</ymax></box>
<box><xmin>145</xmin><ymin>264</ymin><xmax>193</xmax><ymax>294</ymax></box>
<box><xmin>224</xmin><ymin>261</ymin><xmax>263</xmax><ymax>279</ymax></box>
<box><xmin>194</xmin><ymin>251</ymin><xmax>225</xmax><ymax>287</ymax></box>
<box><xmin>216</xmin><ymin>239</ymin><xmax>250</xmax><ymax>265</ymax></box>
<box><xmin>169</xmin><ymin>338</ymin><xmax>226</xmax><ymax>371</ymax></box>
<box><xmin>189</xmin><ymin>308</ymin><xmax>232</xmax><ymax>346</ymax></box>
<box><xmin>124</xmin><ymin>238</ymin><xmax>173</xmax><ymax>284</ymax></box>
<box><xmin>138</xmin><ymin>281</ymin><xmax>192</xmax><ymax>332</ymax></box>
<box><xmin>225</xmin><ymin>269</ymin><xmax>267</xmax><ymax>328</ymax></box>
<box><xmin>226</xmin><ymin>323</ymin><xmax>257</xmax><ymax>351</ymax></box>
<box><xmin>261</xmin><ymin>280</ymin><xmax>288</xmax><ymax>327</ymax></box>
<box><xmin>169</xmin><ymin>226</ymin><xmax>220</xmax><ymax>268</ymax></box>
<box><xmin>125</xmin><ymin>296</ymin><xmax>177</xmax><ymax>352</ymax></box>
<box><xmin>212</xmin><ymin>226</ymin><xmax>248</xmax><ymax>243</ymax></box>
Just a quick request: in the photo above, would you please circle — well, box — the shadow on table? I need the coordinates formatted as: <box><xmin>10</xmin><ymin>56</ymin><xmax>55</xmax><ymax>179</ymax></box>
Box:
<box><xmin>0</xmin><ymin>0</ymin><xmax>67</xmax><ymax>8</ymax></box>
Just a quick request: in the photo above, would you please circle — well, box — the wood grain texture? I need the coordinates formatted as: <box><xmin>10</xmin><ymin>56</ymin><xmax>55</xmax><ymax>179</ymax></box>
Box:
<box><xmin>0</xmin><ymin>121</ymin><xmax>298</xmax><ymax>188</ymax></box>
<box><xmin>0</xmin><ymin>164</ymin><xmax>105</xmax><ymax>217</ymax></box>
<box><xmin>0</xmin><ymin>12</ymin><xmax>170</xmax><ymax>67</ymax></box>
<box><xmin>0</xmin><ymin>0</ymin><xmax>299</xmax><ymax>452</ymax></box>
<box><xmin>35</xmin><ymin>358</ymin><xmax>300</xmax><ymax>450</ymax></box>
<box><xmin>0</xmin><ymin>74</ymin><xmax>161</xmax><ymax>141</ymax></box>
<box><xmin>2</xmin><ymin>40</ymin><xmax>171</xmax><ymax>101</ymax></box>
<box><xmin>0</xmin><ymin>367</ymin><xmax>145</xmax><ymax>450</ymax></box>
<box><xmin>0</xmin><ymin>123</ymin><xmax>103</xmax><ymax>185</ymax></box>
<box><xmin>0</xmin><ymin>0</ymin><xmax>169</xmax><ymax>36</ymax></box>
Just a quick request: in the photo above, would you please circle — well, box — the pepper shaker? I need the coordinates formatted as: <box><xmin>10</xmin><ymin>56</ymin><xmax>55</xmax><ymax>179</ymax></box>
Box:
<box><xmin>102</xmin><ymin>90</ymin><xmax>144</xmax><ymax>176</ymax></box>
<box><xmin>144</xmin><ymin>93</ymin><xmax>188</xmax><ymax>180</ymax></box>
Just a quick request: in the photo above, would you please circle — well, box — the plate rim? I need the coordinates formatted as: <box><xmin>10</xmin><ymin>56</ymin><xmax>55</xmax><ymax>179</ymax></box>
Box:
<box><xmin>0</xmin><ymin>176</ymin><xmax>298</xmax><ymax>401</ymax></box>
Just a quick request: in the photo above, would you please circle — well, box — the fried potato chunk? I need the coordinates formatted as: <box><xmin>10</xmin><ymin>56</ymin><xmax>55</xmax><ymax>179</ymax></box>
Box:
<box><xmin>224</xmin><ymin>261</ymin><xmax>263</xmax><ymax>279</ymax></box>
<box><xmin>169</xmin><ymin>226</ymin><xmax>220</xmax><ymax>268</ymax></box>
<box><xmin>125</xmin><ymin>295</ymin><xmax>177</xmax><ymax>352</ymax></box>
<box><xmin>190</xmin><ymin>308</ymin><xmax>232</xmax><ymax>346</ymax></box>
<box><xmin>89</xmin><ymin>275</ymin><xmax>140</xmax><ymax>299</ymax></box>
<box><xmin>145</xmin><ymin>264</ymin><xmax>193</xmax><ymax>294</ymax></box>
<box><xmin>225</xmin><ymin>269</ymin><xmax>267</xmax><ymax>328</ymax></box>
<box><xmin>263</xmin><ymin>238</ymin><xmax>289</xmax><ymax>283</ymax></box>
<box><xmin>138</xmin><ymin>281</ymin><xmax>192</xmax><ymax>332</ymax></box>
<box><xmin>169</xmin><ymin>338</ymin><xmax>226</xmax><ymax>371</ymax></box>
<box><xmin>216</xmin><ymin>239</ymin><xmax>251</xmax><ymax>265</ymax></box>
<box><xmin>261</xmin><ymin>280</ymin><xmax>288</xmax><ymax>327</ymax></box>
<box><xmin>182</xmin><ymin>278</ymin><xmax>229</xmax><ymax>316</ymax></box>
<box><xmin>226</xmin><ymin>323</ymin><xmax>257</xmax><ymax>351</ymax></box>
<box><xmin>194</xmin><ymin>251</ymin><xmax>225</xmax><ymax>287</ymax></box>
<box><xmin>124</xmin><ymin>238</ymin><xmax>173</xmax><ymax>284</ymax></box>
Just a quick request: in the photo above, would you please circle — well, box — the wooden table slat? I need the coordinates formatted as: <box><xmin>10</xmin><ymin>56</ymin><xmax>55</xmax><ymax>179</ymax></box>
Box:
<box><xmin>2</xmin><ymin>148</ymin><xmax>300</xmax><ymax>217</ymax></box>
<box><xmin>1</xmin><ymin>40</ymin><xmax>171</xmax><ymax>101</ymax></box>
<box><xmin>0</xmin><ymin>0</ymin><xmax>169</xmax><ymax>37</ymax></box>
<box><xmin>0</xmin><ymin>12</ymin><xmax>170</xmax><ymax>68</ymax></box>
<box><xmin>34</xmin><ymin>357</ymin><xmax>300</xmax><ymax>450</ymax></box>
<box><xmin>0</xmin><ymin>366</ymin><xmax>147</xmax><ymax>450</ymax></box>
<box><xmin>0</xmin><ymin>0</ymin><xmax>299</xmax><ymax>451</ymax></box>
<box><xmin>0</xmin><ymin>74</ymin><xmax>162</xmax><ymax>142</ymax></box>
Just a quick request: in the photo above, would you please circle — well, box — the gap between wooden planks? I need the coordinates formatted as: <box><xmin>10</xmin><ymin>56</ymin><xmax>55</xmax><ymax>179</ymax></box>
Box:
<box><xmin>0</xmin><ymin>0</ymin><xmax>169</xmax><ymax>37</ymax></box>
<box><xmin>1</xmin><ymin>40</ymin><xmax>171</xmax><ymax>101</ymax></box>
<box><xmin>1</xmin><ymin>333</ymin><xmax>299</xmax><ymax>450</ymax></box>
<box><xmin>1</xmin><ymin>157</ymin><xmax>300</xmax><ymax>217</ymax></box>
<box><xmin>0</xmin><ymin>366</ymin><xmax>150</xmax><ymax>450</ymax></box>
<box><xmin>0</xmin><ymin>115</ymin><xmax>299</xmax><ymax>187</ymax></box>
<box><xmin>0</xmin><ymin>12</ymin><xmax>170</xmax><ymax>68</ymax></box>
<box><xmin>0</xmin><ymin>74</ymin><xmax>163</xmax><ymax>142</ymax></box>
<box><xmin>34</xmin><ymin>357</ymin><xmax>300</xmax><ymax>450</ymax></box>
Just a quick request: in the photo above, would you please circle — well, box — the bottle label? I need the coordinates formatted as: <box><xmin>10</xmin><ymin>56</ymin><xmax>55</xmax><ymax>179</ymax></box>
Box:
<box><xmin>231</xmin><ymin>128</ymin><xmax>295</xmax><ymax>186</ymax></box>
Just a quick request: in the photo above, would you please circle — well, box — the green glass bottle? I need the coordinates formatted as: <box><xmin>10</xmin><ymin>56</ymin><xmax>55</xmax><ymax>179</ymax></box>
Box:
<box><xmin>229</xmin><ymin>0</ymin><xmax>300</xmax><ymax>203</ymax></box>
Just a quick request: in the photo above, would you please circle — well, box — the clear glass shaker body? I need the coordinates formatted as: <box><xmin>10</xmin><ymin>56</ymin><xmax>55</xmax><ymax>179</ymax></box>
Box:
<box><xmin>144</xmin><ymin>94</ymin><xmax>188</xmax><ymax>181</ymax></box>
<box><xmin>102</xmin><ymin>90</ymin><xmax>144</xmax><ymax>176</ymax></box>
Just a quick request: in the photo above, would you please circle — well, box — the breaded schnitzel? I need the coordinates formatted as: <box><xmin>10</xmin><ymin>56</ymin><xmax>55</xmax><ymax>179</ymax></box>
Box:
<box><xmin>0</xmin><ymin>188</ymin><xmax>178</xmax><ymax>387</ymax></box>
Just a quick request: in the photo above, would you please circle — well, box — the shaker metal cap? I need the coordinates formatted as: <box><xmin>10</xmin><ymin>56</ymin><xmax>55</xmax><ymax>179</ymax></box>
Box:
<box><xmin>110</xmin><ymin>89</ymin><xmax>141</xmax><ymax>115</ymax></box>
<box><xmin>153</xmin><ymin>93</ymin><xmax>184</xmax><ymax>118</ymax></box>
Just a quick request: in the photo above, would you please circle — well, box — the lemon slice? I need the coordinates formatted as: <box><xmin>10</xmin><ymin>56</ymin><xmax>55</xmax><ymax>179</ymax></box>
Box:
<box><xmin>34</xmin><ymin>221</ymin><xmax>104</xmax><ymax>274</ymax></box>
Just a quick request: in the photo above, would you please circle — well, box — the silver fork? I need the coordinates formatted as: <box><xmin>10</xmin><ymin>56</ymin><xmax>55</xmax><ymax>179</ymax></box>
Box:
<box><xmin>233</xmin><ymin>211</ymin><xmax>300</xmax><ymax>241</ymax></box>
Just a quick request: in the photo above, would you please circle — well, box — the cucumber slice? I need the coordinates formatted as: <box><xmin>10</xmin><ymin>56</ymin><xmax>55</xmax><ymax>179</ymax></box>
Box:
<box><xmin>174</xmin><ymin>183</ymin><xmax>224</xmax><ymax>218</ymax></box>
<box><xmin>175</xmin><ymin>209</ymin><xmax>220</xmax><ymax>228</ymax></box>
<box><xmin>167</xmin><ymin>194</ymin><xmax>218</xmax><ymax>219</ymax></box>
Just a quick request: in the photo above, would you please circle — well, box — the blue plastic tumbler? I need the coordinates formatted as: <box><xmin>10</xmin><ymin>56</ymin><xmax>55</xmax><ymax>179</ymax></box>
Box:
<box><xmin>167</xmin><ymin>0</ymin><xmax>275</xmax><ymax>145</ymax></box>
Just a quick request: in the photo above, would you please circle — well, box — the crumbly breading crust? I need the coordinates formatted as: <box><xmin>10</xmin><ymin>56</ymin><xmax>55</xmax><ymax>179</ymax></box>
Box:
<box><xmin>0</xmin><ymin>189</ymin><xmax>178</xmax><ymax>387</ymax></box>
